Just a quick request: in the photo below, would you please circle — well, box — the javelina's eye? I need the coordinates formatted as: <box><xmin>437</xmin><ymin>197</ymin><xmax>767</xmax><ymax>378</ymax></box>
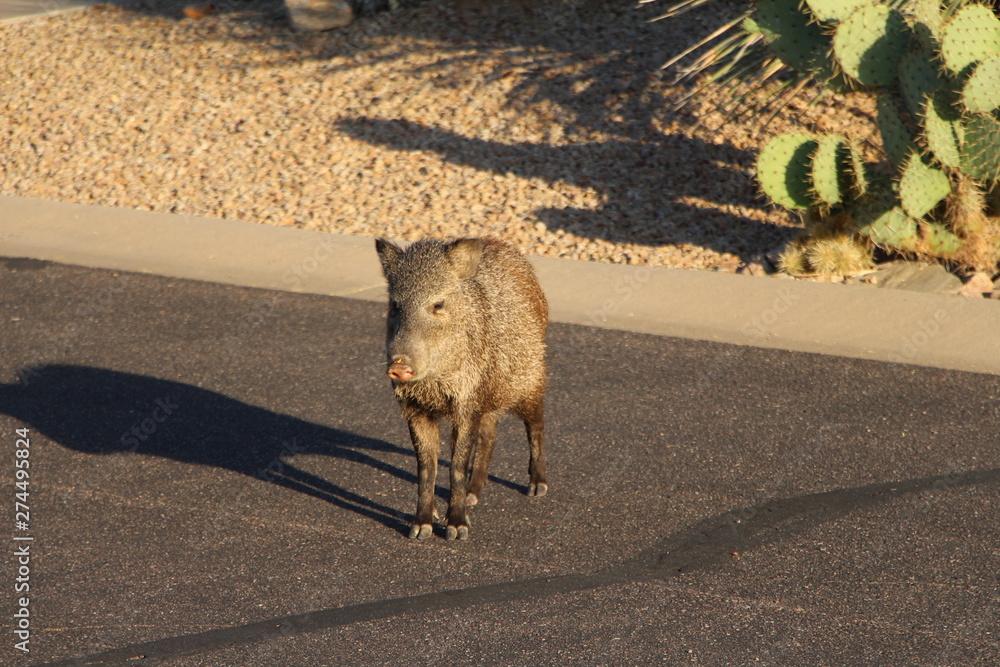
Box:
<box><xmin>432</xmin><ymin>300</ymin><xmax>445</xmax><ymax>314</ymax></box>
<box><xmin>388</xmin><ymin>301</ymin><xmax>400</xmax><ymax>316</ymax></box>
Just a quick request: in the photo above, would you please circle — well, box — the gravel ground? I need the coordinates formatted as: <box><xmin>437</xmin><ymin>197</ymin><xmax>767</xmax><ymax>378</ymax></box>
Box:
<box><xmin>0</xmin><ymin>0</ymin><xmax>878</xmax><ymax>269</ymax></box>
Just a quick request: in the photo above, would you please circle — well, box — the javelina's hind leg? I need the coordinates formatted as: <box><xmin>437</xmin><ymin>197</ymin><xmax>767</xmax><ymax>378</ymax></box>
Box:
<box><xmin>405</xmin><ymin>409</ymin><xmax>440</xmax><ymax>539</ymax></box>
<box><xmin>467</xmin><ymin>411</ymin><xmax>499</xmax><ymax>507</ymax></box>
<box><xmin>516</xmin><ymin>399</ymin><xmax>547</xmax><ymax>497</ymax></box>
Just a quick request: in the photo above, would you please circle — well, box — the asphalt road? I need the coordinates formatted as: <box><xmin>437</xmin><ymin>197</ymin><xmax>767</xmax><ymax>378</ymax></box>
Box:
<box><xmin>1</xmin><ymin>257</ymin><xmax>998</xmax><ymax>666</ymax></box>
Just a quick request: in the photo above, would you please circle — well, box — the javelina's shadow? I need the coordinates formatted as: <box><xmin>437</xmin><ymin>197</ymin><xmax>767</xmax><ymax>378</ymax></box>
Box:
<box><xmin>0</xmin><ymin>364</ymin><xmax>462</xmax><ymax>536</ymax></box>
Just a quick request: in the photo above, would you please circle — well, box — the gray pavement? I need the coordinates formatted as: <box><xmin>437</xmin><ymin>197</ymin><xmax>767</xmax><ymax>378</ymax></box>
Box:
<box><xmin>1</xmin><ymin>255</ymin><xmax>999</xmax><ymax>666</ymax></box>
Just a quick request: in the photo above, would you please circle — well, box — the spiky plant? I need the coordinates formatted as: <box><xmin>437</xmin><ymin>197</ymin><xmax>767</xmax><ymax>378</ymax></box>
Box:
<box><xmin>806</xmin><ymin>234</ymin><xmax>874</xmax><ymax>274</ymax></box>
<box><xmin>654</xmin><ymin>0</ymin><xmax>1000</xmax><ymax>272</ymax></box>
<box><xmin>778</xmin><ymin>237</ymin><xmax>812</xmax><ymax>274</ymax></box>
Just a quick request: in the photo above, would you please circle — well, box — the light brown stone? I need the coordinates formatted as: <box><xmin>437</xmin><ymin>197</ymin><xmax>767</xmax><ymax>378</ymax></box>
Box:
<box><xmin>959</xmin><ymin>272</ymin><xmax>994</xmax><ymax>298</ymax></box>
<box><xmin>285</xmin><ymin>0</ymin><xmax>354</xmax><ymax>31</ymax></box>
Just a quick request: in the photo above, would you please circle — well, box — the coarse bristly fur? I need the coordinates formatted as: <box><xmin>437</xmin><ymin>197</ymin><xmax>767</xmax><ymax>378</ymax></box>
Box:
<box><xmin>375</xmin><ymin>237</ymin><xmax>549</xmax><ymax>541</ymax></box>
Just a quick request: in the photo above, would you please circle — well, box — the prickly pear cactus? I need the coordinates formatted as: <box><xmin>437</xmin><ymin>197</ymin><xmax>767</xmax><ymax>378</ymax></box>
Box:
<box><xmin>752</xmin><ymin>0</ymin><xmax>1000</xmax><ymax>271</ymax></box>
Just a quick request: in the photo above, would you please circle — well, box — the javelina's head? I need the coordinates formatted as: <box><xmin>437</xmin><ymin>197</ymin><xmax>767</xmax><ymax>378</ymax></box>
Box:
<box><xmin>375</xmin><ymin>238</ymin><xmax>485</xmax><ymax>384</ymax></box>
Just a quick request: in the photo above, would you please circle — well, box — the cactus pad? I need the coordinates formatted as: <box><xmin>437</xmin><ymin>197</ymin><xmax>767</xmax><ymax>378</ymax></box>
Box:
<box><xmin>810</xmin><ymin>134</ymin><xmax>850</xmax><ymax>206</ymax></box>
<box><xmin>940</xmin><ymin>4</ymin><xmax>1000</xmax><ymax>75</ymax></box>
<box><xmin>834</xmin><ymin>5</ymin><xmax>912</xmax><ymax>87</ymax></box>
<box><xmin>855</xmin><ymin>197</ymin><xmax>920</xmax><ymax>250</ymax></box>
<box><xmin>877</xmin><ymin>94</ymin><xmax>917</xmax><ymax>168</ymax></box>
<box><xmin>757</xmin><ymin>133</ymin><xmax>820</xmax><ymax>210</ymax></box>
<box><xmin>961</xmin><ymin>113</ymin><xmax>1000</xmax><ymax>182</ymax></box>
<box><xmin>757</xmin><ymin>0</ymin><xmax>831</xmax><ymax>74</ymax></box>
<box><xmin>805</xmin><ymin>0</ymin><xmax>869</xmax><ymax>23</ymax></box>
<box><xmin>923</xmin><ymin>91</ymin><xmax>964</xmax><ymax>169</ymax></box>
<box><xmin>922</xmin><ymin>222</ymin><xmax>963</xmax><ymax>256</ymax></box>
<box><xmin>905</xmin><ymin>0</ymin><xmax>943</xmax><ymax>50</ymax></box>
<box><xmin>962</xmin><ymin>55</ymin><xmax>1000</xmax><ymax>114</ymax></box>
<box><xmin>898</xmin><ymin>49</ymin><xmax>945</xmax><ymax>117</ymax></box>
<box><xmin>846</xmin><ymin>140</ymin><xmax>869</xmax><ymax>197</ymax></box>
<box><xmin>899</xmin><ymin>152</ymin><xmax>952</xmax><ymax>218</ymax></box>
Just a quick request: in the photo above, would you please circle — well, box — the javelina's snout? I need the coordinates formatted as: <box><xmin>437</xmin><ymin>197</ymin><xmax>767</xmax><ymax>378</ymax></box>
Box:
<box><xmin>387</xmin><ymin>355</ymin><xmax>415</xmax><ymax>383</ymax></box>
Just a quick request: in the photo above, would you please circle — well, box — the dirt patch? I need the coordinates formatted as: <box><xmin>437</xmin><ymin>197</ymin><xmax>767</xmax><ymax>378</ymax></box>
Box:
<box><xmin>0</xmin><ymin>0</ymin><xmax>877</xmax><ymax>269</ymax></box>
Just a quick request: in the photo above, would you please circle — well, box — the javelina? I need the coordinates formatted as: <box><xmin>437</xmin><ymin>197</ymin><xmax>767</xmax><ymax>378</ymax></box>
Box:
<box><xmin>375</xmin><ymin>237</ymin><xmax>549</xmax><ymax>540</ymax></box>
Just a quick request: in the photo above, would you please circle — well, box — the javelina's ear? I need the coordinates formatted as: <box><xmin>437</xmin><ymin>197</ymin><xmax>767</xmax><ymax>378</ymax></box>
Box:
<box><xmin>375</xmin><ymin>238</ymin><xmax>402</xmax><ymax>277</ymax></box>
<box><xmin>445</xmin><ymin>238</ymin><xmax>485</xmax><ymax>280</ymax></box>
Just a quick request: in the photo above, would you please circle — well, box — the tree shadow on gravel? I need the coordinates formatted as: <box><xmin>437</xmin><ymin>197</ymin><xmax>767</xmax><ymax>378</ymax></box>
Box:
<box><xmin>0</xmin><ymin>365</ymin><xmax>507</xmax><ymax>536</ymax></box>
<box><xmin>337</xmin><ymin>117</ymin><xmax>787</xmax><ymax>256</ymax></box>
<box><xmin>94</xmin><ymin>0</ymin><xmax>792</xmax><ymax>259</ymax></box>
<box><xmin>119</xmin><ymin>0</ymin><xmax>740</xmax><ymax>138</ymax></box>
<box><xmin>329</xmin><ymin>0</ymin><xmax>736</xmax><ymax>139</ymax></box>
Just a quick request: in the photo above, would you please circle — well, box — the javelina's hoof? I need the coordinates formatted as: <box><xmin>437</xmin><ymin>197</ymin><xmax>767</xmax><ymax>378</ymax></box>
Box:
<box><xmin>466</xmin><ymin>493</ymin><xmax>478</xmax><ymax>507</ymax></box>
<box><xmin>529</xmin><ymin>482</ymin><xmax>548</xmax><ymax>497</ymax></box>
<box><xmin>408</xmin><ymin>523</ymin><xmax>433</xmax><ymax>540</ymax></box>
<box><xmin>446</xmin><ymin>524</ymin><xmax>469</xmax><ymax>541</ymax></box>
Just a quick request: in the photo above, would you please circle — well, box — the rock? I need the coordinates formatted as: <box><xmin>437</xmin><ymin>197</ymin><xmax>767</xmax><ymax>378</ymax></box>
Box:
<box><xmin>868</xmin><ymin>261</ymin><xmax>962</xmax><ymax>295</ymax></box>
<box><xmin>286</xmin><ymin>0</ymin><xmax>355</xmax><ymax>31</ymax></box>
<box><xmin>958</xmin><ymin>271</ymin><xmax>994</xmax><ymax>298</ymax></box>
<box><xmin>716</xmin><ymin>258</ymin><xmax>741</xmax><ymax>273</ymax></box>
<box><xmin>737</xmin><ymin>254</ymin><xmax>772</xmax><ymax>277</ymax></box>
<box><xmin>764</xmin><ymin>247</ymin><xmax>785</xmax><ymax>270</ymax></box>
<box><xmin>737</xmin><ymin>261</ymin><xmax>769</xmax><ymax>277</ymax></box>
<box><xmin>811</xmin><ymin>274</ymin><xmax>844</xmax><ymax>284</ymax></box>
<box><xmin>182</xmin><ymin>4</ymin><xmax>215</xmax><ymax>19</ymax></box>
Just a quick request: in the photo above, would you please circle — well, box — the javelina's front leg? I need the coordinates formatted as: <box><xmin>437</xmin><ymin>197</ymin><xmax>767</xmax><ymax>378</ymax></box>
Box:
<box><xmin>447</xmin><ymin>411</ymin><xmax>481</xmax><ymax>540</ymax></box>
<box><xmin>404</xmin><ymin>408</ymin><xmax>439</xmax><ymax>539</ymax></box>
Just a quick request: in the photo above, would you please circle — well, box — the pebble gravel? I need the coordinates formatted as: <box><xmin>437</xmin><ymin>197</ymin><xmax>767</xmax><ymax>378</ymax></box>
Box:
<box><xmin>0</xmin><ymin>0</ymin><xmax>877</xmax><ymax>269</ymax></box>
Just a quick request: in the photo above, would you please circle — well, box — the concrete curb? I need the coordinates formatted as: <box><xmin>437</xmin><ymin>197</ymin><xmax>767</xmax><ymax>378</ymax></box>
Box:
<box><xmin>2</xmin><ymin>194</ymin><xmax>998</xmax><ymax>375</ymax></box>
<box><xmin>0</xmin><ymin>0</ymin><xmax>92</xmax><ymax>25</ymax></box>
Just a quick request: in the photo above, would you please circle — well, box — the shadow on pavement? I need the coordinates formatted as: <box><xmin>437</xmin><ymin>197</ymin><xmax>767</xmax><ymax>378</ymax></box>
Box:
<box><xmin>34</xmin><ymin>465</ymin><xmax>1000</xmax><ymax>666</ymax></box>
<box><xmin>0</xmin><ymin>364</ymin><xmax>481</xmax><ymax>537</ymax></box>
